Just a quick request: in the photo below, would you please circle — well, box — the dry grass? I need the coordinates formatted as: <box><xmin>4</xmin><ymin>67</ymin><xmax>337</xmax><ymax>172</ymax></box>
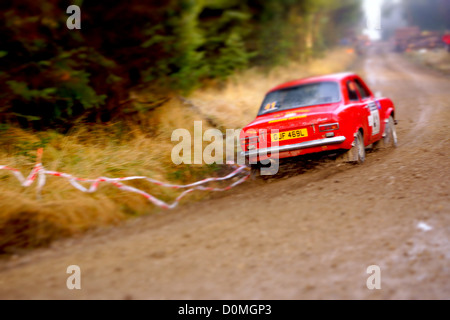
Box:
<box><xmin>0</xmin><ymin>47</ymin><xmax>357</xmax><ymax>253</ymax></box>
<box><xmin>189</xmin><ymin>48</ymin><xmax>357</xmax><ymax>128</ymax></box>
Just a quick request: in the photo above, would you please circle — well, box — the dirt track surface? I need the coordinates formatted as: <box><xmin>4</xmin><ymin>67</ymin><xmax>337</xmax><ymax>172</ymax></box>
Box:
<box><xmin>0</xmin><ymin>45</ymin><xmax>449</xmax><ymax>300</ymax></box>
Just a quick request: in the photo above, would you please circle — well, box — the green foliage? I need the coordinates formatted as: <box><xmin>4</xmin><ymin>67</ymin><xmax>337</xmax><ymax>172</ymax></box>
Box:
<box><xmin>0</xmin><ymin>0</ymin><xmax>361</xmax><ymax>128</ymax></box>
<box><xmin>15</xmin><ymin>136</ymin><xmax>52</xmax><ymax>160</ymax></box>
<box><xmin>7</xmin><ymin>81</ymin><xmax>57</xmax><ymax>102</ymax></box>
<box><xmin>212</xmin><ymin>32</ymin><xmax>250</xmax><ymax>78</ymax></box>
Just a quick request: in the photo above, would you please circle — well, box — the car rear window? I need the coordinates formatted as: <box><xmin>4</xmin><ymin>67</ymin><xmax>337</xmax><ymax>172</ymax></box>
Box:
<box><xmin>258</xmin><ymin>81</ymin><xmax>341</xmax><ymax>116</ymax></box>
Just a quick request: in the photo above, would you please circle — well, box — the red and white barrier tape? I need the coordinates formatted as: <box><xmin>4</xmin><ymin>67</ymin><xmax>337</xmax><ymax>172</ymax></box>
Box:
<box><xmin>0</xmin><ymin>161</ymin><xmax>250</xmax><ymax>210</ymax></box>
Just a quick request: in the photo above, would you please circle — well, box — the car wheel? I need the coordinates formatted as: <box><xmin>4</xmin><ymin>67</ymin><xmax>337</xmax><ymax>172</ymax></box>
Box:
<box><xmin>381</xmin><ymin>115</ymin><xmax>398</xmax><ymax>148</ymax></box>
<box><xmin>347</xmin><ymin>131</ymin><xmax>366</xmax><ymax>164</ymax></box>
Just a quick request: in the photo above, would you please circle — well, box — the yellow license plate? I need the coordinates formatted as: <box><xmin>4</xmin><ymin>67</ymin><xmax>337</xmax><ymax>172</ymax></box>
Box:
<box><xmin>271</xmin><ymin>129</ymin><xmax>308</xmax><ymax>142</ymax></box>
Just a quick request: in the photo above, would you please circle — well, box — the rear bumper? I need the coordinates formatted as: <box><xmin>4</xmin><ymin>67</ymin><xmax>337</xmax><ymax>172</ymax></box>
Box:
<box><xmin>241</xmin><ymin>136</ymin><xmax>346</xmax><ymax>157</ymax></box>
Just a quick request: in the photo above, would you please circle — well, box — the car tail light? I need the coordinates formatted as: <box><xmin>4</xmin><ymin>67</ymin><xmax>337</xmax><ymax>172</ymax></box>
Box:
<box><xmin>241</xmin><ymin>129</ymin><xmax>259</xmax><ymax>151</ymax></box>
<box><xmin>319</xmin><ymin>123</ymin><xmax>339</xmax><ymax>132</ymax></box>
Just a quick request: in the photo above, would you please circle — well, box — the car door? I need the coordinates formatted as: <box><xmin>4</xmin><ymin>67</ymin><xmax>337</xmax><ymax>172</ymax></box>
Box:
<box><xmin>345</xmin><ymin>78</ymin><xmax>370</xmax><ymax>146</ymax></box>
<box><xmin>354</xmin><ymin>77</ymin><xmax>382</xmax><ymax>144</ymax></box>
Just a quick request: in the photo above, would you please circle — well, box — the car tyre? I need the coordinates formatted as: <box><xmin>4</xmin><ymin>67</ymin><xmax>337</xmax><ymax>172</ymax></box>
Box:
<box><xmin>381</xmin><ymin>115</ymin><xmax>398</xmax><ymax>148</ymax></box>
<box><xmin>347</xmin><ymin>131</ymin><xmax>366</xmax><ymax>164</ymax></box>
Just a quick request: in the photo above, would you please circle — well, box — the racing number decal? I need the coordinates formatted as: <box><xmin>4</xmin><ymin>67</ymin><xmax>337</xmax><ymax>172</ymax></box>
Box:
<box><xmin>372</xmin><ymin>109</ymin><xmax>381</xmax><ymax>135</ymax></box>
<box><xmin>264</xmin><ymin>102</ymin><xmax>277</xmax><ymax>111</ymax></box>
<box><xmin>367</xmin><ymin>102</ymin><xmax>381</xmax><ymax>135</ymax></box>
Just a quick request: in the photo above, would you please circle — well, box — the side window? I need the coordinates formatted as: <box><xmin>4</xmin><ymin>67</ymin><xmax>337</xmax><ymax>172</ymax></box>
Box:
<box><xmin>354</xmin><ymin>79</ymin><xmax>371</xmax><ymax>100</ymax></box>
<box><xmin>346</xmin><ymin>80</ymin><xmax>360</xmax><ymax>102</ymax></box>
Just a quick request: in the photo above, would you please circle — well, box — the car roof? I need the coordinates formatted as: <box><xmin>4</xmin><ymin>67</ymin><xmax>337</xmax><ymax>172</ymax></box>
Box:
<box><xmin>267</xmin><ymin>72</ymin><xmax>357</xmax><ymax>93</ymax></box>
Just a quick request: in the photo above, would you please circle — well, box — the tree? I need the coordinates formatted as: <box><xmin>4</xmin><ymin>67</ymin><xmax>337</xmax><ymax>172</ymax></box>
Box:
<box><xmin>0</xmin><ymin>0</ymin><xmax>362</xmax><ymax>128</ymax></box>
<box><xmin>402</xmin><ymin>0</ymin><xmax>450</xmax><ymax>31</ymax></box>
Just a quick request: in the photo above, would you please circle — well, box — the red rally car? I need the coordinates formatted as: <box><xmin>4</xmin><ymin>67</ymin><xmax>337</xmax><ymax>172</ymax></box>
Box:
<box><xmin>240</xmin><ymin>72</ymin><xmax>398</xmax><ymax>167</ymax></box>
